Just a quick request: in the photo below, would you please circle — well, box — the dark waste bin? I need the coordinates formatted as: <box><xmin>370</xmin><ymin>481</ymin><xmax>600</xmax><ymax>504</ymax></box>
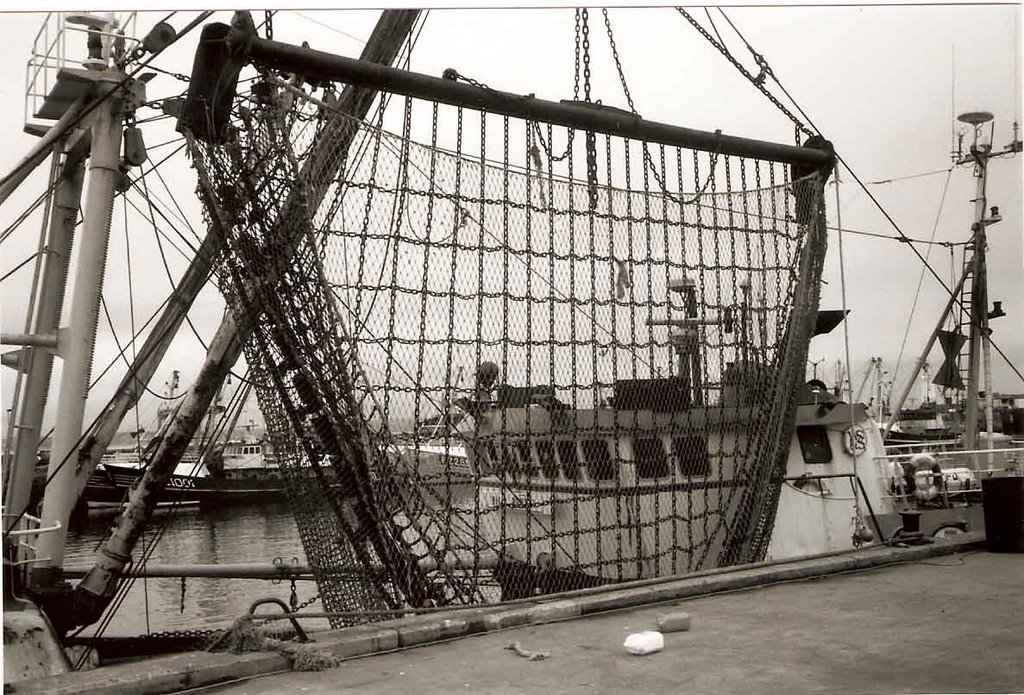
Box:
<box><xmin>981</xmin><ymin>476</ymin><xmax>1024</xmax><ymax>553</ymax></box>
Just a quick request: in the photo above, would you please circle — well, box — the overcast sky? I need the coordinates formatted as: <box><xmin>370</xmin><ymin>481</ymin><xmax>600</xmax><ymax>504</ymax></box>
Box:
<box><xmin>1</xmin><ymin>3</ymin><xmax>1021</xmax><ymax>435</ymax></box>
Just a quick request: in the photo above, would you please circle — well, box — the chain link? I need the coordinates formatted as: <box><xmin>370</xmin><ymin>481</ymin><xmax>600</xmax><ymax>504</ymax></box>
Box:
<box><xmin>574</xmin><ymin>9</ymin><xmax>581</xmax><ymax>101</ymax></box>
<box><xmin>602</xmin><ymin>9</ymin><xmax>636</xmax><ymax>114</ymax></box>
<box><xmin>145</xmin><ymin>64</ymin><xmax>190</xmax><ymax>83</ymax></box>
<box><xmin>581</xmin><ymin>8</ymin><xmax>591</xmax><ymax>102</ymax></box>
<box><xmin>676</xmin><ymin>8</ymin><xmax>812</xmax><ymax>138</ymax></box>
<box><xmin>292</xmin><ymin>591</ymin><xmax>320</xmax><ymax>613</ymax></box>
<box><xmin>602</xmin><ymin>8</ymin><xmax>718</xmax><ymax>205</ymax></box>
<box><xmin>441</xmin><ymin>68</ymin><xmax>491</xmax><ymax>91</ymax></box>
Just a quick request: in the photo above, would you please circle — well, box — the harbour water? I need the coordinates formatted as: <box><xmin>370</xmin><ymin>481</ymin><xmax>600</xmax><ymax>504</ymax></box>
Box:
<box><xmin>64</xmin><ymin>503</ymin><xmax>331</xmax><ymax>637</ymax></box>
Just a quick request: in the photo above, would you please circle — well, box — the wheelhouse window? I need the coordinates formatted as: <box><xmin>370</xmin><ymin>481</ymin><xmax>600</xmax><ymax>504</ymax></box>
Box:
<box><xmin>634</xmin><ymin>437</ymin><xmax>671</xmax><ymax>479</ymax></box>
<box><xmin>486</xmin><ymin>442</ymin><xmax>508</xmax><ymax>476</ymax></box>
<box><xmin>473</xmin><ymin>443</ymin><xmax>494</xmax><ymax>476</ymax></box>
<box><xmin>583</xmin><ymin>439</ymin><xmax>616</xmax><ymax>481</ymax></box>
<box><xmin>557</xmin><ymin>440</ymin><xmax>581</xmax><ymax>480</ymax></box>
<box><xmin>535</xmin><ymin>440</ymin><xmax>559</xmax><ymax>480</ymax></box>
<box><xmin>673</xmin><ymin>436</ymin><xmax>710</xmax><ymax>477</ymax></box>
<box><xmin>515</xmin><ymin>441</ymin><xmax>537</xmax><ymax>477</ymax></box>
<box><xmin>796</xmin><ymin>426</ymin><xmax>832</xmax><ymax>464</ymax></box>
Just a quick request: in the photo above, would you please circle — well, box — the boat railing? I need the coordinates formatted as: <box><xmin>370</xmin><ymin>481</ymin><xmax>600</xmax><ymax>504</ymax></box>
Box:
<box><xmin>24</xmin><ymin>11</ymin><xmax>139</xmax><ymax>129</ymax></box>
<box><xmin>875</xmin><ymin>446</ymin><xmax>1024</xmax><ymax>465</ymax></box>
<box><xmin>2</xmin><ymin>512</ymin><xmax>61</xmax><ymax>567</ymax></box>
<box><xmin>883</xmin><ymin>439</ymin><xmax>962</xmax><ymax>453</ymax></box>
<box><xmin>870</xmin><ymin>447</ymin><xmax>1024</xmax><ymax>504</ymax></box>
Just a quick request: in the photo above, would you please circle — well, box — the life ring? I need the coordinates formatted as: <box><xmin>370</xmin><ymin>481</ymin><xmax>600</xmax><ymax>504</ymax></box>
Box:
<box><xmin>843</xmin><ymin>426</ymin><xmax>868</xmax><ymax>455</ymax></box>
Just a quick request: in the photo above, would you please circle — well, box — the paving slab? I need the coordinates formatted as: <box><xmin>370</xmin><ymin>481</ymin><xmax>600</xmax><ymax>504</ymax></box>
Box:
<box><xmin>207</xmin><ymin>550</ymin><xmax>1024</xmax><ymax>695</ymax></box>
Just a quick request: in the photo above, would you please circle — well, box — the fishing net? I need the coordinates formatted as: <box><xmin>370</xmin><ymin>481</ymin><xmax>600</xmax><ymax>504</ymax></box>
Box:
<box><xmin>187</xmin><ymin>75</ymin><xmax>828</xmax><ymax>624</ymax></box>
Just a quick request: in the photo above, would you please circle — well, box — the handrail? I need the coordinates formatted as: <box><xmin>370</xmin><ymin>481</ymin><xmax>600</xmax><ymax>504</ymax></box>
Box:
<box><xmin>873</xmin><ymin>446</ymin><xmax>1024</xmax><ymax>462</ymax></box>
<box><xmin>2</xmin><ymin>513</ymin><xmax>62</xmax><ymax>539</ymax></box>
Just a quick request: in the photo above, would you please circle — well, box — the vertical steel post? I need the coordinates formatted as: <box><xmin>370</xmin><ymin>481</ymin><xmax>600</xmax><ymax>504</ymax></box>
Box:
<box><xmin>3</xmin><ymin>154</ymin><xmax>85</xmax><ymax>536</ymax></box>
<box><xmin>963</xmin><ymin>150</ymin><xmax>988</xmax><ymax>460</ymax></box>
<box><xmin>32</xmin><ymin>87</ymin><xmax>124</xmax><ymax>586</ymax></box>
<box><xmin>69</xmin><ymin>10</ymin><xmax>421</xmax><ymax>631</ymax></box>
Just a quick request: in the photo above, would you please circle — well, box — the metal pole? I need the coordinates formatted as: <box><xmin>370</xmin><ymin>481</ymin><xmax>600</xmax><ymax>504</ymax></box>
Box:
<box><xmin>963</xmin><ymin>152</ymin><xmax>988</xmax><ymax>459</ymax></box>
<box><xmin>876</xmin><ymin>360</ymin><xmax>885</xmax><ymax>423</ymax></box>
<box><xmin>855</xmin><ymin>358</ymin><xmax>873</xmax><ymax>403</ymax></box>
<box><xmin>241</xmin><ymin>32</ymin><xmax>832</xmax><ymax>168</ymax></box>
<box><xmin>0</xmin><ymin>96</ymin><xmax>86</xmax><ymax>207</ymax></box>
<box><xmin>32</xmin><ymin>89</ymin><xmax>124</xmax><ymax>588</ymax></box>
<box><xmin>3</xmin><ymin>156</ymin><xmax>85</xmax><ymax>536</ymax></box>
<box><xmin>982</xmin><ymin>337</ymin><xmax>995</xmax><ymax>461</ymax></box>
<box><xmin>69</xmin><ymin>10</ymin><xmax>421</xmax><ymax>632</ymax></box>
<box><xmin>883</xmin><ymin>269</ymin><xmax>969</xmax><ymax>437</ymax></box>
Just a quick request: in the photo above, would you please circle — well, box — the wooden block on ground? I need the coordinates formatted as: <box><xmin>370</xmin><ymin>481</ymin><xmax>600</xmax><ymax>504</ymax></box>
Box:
<box><xmin>655</xmin><ymin>611</ymin><xmax>691</xmax><ymax>633</ymax></box>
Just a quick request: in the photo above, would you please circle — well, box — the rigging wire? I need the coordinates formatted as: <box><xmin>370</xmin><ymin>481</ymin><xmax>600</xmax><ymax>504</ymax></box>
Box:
<box><xmin>138</xmin><ymin>172</ymin><xmax>251</xmax><ymax>385</ymax></box>
<box><xmin>2</xmin><ymin>277</ymin><xmax>198</xmax><ymax>535</ymax></box>
<box><xmin>683</xmin><ymin>6</ymin><xmax>1024</xmax><ymax>387</ymax></box>
<box><xmin>289</xmin><ymin>10</ymin><xmax>367</xmax><ymax>45</ymax></box>
<box><xmin>153</xmin><ymin>166</ymin><xmax>201</xmax><ymax>243</ymax></box>
<box><xmin>888</xmin><ymin>167</ymin><xmax>953</xmax><ymax>401</ymax></box>
<box><xmin>99</xmin><ymin>296</ymin><xmax>183</xmax><ymax>403</ymax></box>
<box><xmin>675</xmin><ymin>8</ymin><xmax>811</xmax><ymax>139</ymax></box>
<box><xmin>0</xmin><ymin>250</ymin><xmax>46</xmax><ymax>284</ymax></box>
<box><xmin>858</xmin><ymin>166</ymin><xmax>955</xmax><ymax>186</ymax></box>
<box><xmin>122</xmin><ymin>191</ymin><xmax>200</xmax><ymax>265</ymax></box>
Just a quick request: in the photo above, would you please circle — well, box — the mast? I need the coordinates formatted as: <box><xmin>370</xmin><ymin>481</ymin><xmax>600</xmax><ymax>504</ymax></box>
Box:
<box><xmin>30</xmin><ymin>14</ymin><xmax>137</xmax><ymax>588</ymax></box>
<box><xmin>958</xmin><ymin>111</ymin><xmax>1000</xmax><ymax>460</ymax></box>
<box><xmin>67</xmin><ymin>9</ymin><xmax>421</xmax><ymax>633</ymax></box>
<box><xmin>2</xmin><ymin>143</ymin><xmax>86</xmax><ymax>538</ymax></box>
<box><xmin>885</xmin><ymin>110</ymin><xmax>1011</xmax><ymax>444</ymax></box>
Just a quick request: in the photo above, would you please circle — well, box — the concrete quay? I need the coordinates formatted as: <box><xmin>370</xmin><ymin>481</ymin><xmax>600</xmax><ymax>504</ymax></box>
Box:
<box><xmin>11</xmin><ymin>534</ymin><xmax>1023</xmax><ymax>695</ymax></box>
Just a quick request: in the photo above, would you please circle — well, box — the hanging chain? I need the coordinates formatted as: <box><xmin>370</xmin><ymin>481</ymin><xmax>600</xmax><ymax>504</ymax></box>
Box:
<box><xmin>676</xmin><ymin>8</ymin><xmax>812</xmax><ymax>139</ymax></box>
<box><xmin>264</xmin><ymin>10</ymin><xmax>274</xmax><ymax>40</ymax></box>
<box><xmin>602</xmin><ymin>9</ymin><xmax>636</xmax><ymax>114</ymax></box>
<box><xmin>574</xmin><ymin>9</ymin><xmax>582</xmax><ymax>100</ymax></box>
<box><xmin>602</xmin><ymin>9</ymin><xmax>717</xmax><ymax>205</ymax></box>
<box><xmin>581</xmin><ymin>9</ymin><xmax>592</xmax><ymax>102</ymax></box>
<box><xmin>533</xmin><ymin>10</ymin><xmax>582</xmax><ymax>163</ymax></box>
<box><xmin>580</xmin><ymin>9</ymin><xmax>598</xmax><ymax>209</ymax></box>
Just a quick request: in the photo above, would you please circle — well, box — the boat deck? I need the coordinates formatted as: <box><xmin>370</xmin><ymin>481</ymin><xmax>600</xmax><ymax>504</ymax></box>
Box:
<box><xmin>208</xmin><ymin>548</ymin><xmax>1023</xmax><ymax>695</ymax></box>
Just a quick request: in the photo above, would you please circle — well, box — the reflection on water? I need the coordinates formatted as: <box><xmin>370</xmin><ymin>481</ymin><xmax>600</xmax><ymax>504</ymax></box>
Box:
<box><xmin>65</xmin><ymin>503</ymin><xmax>332</xmax><ymax>637</ymax></box>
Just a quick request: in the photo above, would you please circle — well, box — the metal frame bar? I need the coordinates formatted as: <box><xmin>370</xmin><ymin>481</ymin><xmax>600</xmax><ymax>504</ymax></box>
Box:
<box><xmin>237</xmin><ymin>30</ymin><xmax>833</xmax><ymax>167</ymax></box>
<box><xmin>782</xmin><ymin>472</ymin><xmax>885</xmax><ymax>541</ymax></box>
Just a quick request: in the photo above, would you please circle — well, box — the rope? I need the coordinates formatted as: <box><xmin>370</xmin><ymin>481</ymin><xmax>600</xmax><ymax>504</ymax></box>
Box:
<box><xmin>832</xmin><ymin>167</ymin><xmax>864</xmax><ymax>527</ymax></box>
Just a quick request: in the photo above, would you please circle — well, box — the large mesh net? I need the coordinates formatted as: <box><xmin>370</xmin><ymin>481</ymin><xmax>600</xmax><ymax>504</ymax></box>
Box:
<box><xmin>188</xmin><ymin>76</ymin><xmax>828</xmax><ymax>623</ymax></box>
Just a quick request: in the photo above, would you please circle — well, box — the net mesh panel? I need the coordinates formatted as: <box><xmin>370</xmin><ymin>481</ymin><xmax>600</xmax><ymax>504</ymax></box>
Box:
<box><xmin>189</xmin><ymin>80</ymin><xmax>827</xmax><ymax>624</ymax></box>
